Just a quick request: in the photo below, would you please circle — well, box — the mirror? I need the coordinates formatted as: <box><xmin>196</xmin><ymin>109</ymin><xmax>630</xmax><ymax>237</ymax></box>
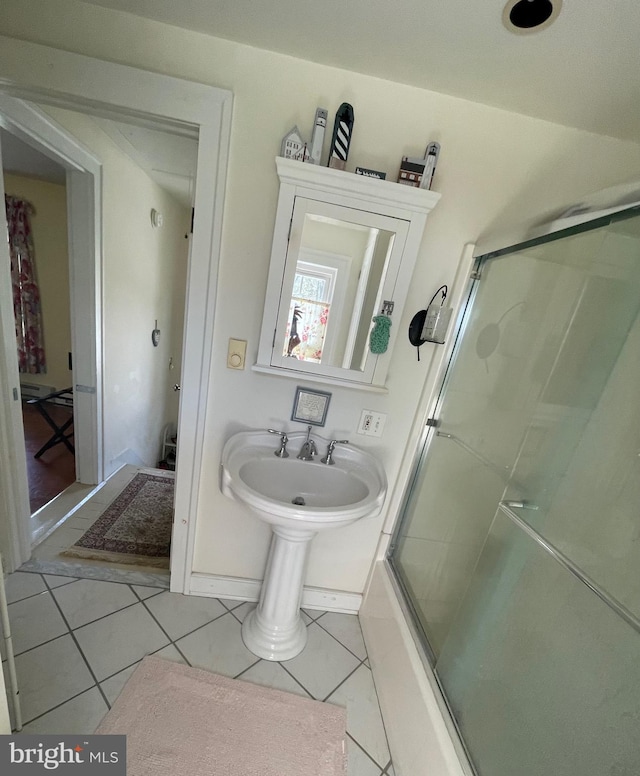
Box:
<box><xmin>256</xmin><ymin>158</ymin><xmax>440</xmax><ymax>389</ymax></box>
<box><xmin>283</xmin><ymin>213</ymin><xmax>395</xmax><ymax>371</ymax></box>
<box><xmin>279</xmin><ymin>203</ymin><xmax>401</xmax><ymax>373</ymax></box>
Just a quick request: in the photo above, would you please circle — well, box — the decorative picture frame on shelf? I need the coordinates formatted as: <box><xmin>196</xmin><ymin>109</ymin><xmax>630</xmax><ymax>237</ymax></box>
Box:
<box><xmin>291</xmin><ymin>387</ymin><xmax>332</xmax><ymax>426</ymax></box>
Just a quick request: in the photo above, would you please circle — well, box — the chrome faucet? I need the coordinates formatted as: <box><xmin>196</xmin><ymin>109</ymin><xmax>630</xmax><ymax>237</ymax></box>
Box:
<box><xmin>267</xmin><ymin>428</ymin><xmax>289</xmax><ymax>458</ymax></box>
<box><xmin>321</xmin><ymin>439</ymin><xmax>349</xmax><ymax>465</ymax></box>
<box><xmin>297</xmin><ymin>426</ymin><xmax>317</xmax><ymax>461</ymax></box>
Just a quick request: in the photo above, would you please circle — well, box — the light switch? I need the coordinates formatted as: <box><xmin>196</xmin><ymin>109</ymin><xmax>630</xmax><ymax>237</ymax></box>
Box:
<box><xmin>227</xmin><ymin>338</ymin><xmax>247</xmax><ymax>370</ymax></box>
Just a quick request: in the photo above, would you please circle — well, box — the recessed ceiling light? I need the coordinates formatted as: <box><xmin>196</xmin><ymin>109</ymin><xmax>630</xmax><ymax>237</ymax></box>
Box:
<box><xmin>503</xmin><ymin>0</ymin><xmax>562</xmax><ymax>34</ymax></box>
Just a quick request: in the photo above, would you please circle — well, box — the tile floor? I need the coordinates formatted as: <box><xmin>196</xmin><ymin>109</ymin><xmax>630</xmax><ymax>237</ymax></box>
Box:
<box><xmin>2</xmin><ymin>570</ymin><xmax>395</xmax><ymax>776</ymax></box>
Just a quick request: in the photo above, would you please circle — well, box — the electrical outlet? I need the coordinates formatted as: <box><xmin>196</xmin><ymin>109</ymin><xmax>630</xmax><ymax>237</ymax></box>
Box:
<box><xmin>357</xmin><ymin>409</ymin><xmax>387</xmax><ymax>437</ymax></box>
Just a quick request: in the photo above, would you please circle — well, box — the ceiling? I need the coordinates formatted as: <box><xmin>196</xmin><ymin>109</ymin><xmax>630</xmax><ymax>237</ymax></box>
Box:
<box><xmin>77</xmin><ymin>0</ymin><xmax>640</xmax><ymax>143</ymax></box>
<box><xmin>1</xmin><ymin>116</ymin><xmax>197</xmax><ymax>208</ymax></box>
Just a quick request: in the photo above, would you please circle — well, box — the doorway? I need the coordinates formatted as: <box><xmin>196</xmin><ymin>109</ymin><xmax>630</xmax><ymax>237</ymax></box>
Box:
<box><xmin>2</xmin><ymin>130</ymin><xmax>76</xmax><ymax>516</ymax></box>
<box><xmin>0</xmin><ymin>101</ymin><xmax>195</xmax><ymax>580</ymax></box>
<box><xmin>0</xmin><ymin>39</ymin><xmax>232</xmax><ymax>593</ymax></box>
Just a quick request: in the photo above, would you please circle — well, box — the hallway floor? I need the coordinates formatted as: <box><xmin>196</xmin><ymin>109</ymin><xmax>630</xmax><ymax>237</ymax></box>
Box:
<box><xmin>2</xmin><ymin>571</ymin><xmax>395</xmax><ymax>776</ymax></box>
<box><xmin>22</xmin><ymin>400</ymin><xmax>76</xmax><ymax>514</ymax></box>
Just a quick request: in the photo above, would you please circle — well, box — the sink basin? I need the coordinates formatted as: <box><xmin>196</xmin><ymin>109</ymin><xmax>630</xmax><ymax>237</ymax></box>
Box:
<box><xmin>221</xmin><ymin>429</ymin><xmax>386</xmax><ymax>532</ymax></box>
<box><xmin>220</xmin><ymin>428</ymin><xmax>387</xmax><ymax>661</ymax></box>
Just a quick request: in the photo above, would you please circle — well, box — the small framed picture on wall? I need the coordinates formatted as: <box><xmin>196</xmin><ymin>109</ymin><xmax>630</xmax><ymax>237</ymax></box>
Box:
<box><xmin>291</xmin><ymin>387</ymin><xmax>332</xmax><ymax>426</ymax></box>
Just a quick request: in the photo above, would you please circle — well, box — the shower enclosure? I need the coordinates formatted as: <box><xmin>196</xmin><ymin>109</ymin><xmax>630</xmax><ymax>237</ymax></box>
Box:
<box><xmin>389</xmin><ymin>207</ymin><xmax>640</xmax><ymax>775</ymax></box>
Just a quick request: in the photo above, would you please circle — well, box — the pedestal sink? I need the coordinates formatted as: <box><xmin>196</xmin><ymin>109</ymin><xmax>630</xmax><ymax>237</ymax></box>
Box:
<box><xmin>220</xmin><ymin>429</ymin><xmax>387</xmax><ymax>660</ymax></box>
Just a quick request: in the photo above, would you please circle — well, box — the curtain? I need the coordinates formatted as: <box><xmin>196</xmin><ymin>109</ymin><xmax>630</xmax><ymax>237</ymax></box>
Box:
<box><xmin>5</xmin><ymin>195</ymin><xmax>46</xmax><ymax>374</ymax></box>
<box><xmin>283</xmin><ymin>297</ymin><xmax>330</xmax><ymax>363</ymax></box>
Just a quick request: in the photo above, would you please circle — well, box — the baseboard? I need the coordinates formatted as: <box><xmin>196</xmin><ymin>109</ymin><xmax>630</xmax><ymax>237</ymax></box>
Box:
<box><xmin>359</xmin><ymin>561</ymin><xmax>470</xmax><ymax>776</ymax></box>
<box><xmin>109</xmin><ymin>447</ymin><xmax>148</xmax><ymax>470</ymax></box>
<box><xmin>188</xmin><ymin>572</ymin><xmax>362</xmax><ymax>613</ymax></box>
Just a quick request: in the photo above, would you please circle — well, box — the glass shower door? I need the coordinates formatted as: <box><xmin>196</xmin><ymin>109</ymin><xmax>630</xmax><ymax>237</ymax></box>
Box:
<box><xmin>390</xmin><ymin>210</ymin><xmax>640</xmax><ymax>775</ymax></box>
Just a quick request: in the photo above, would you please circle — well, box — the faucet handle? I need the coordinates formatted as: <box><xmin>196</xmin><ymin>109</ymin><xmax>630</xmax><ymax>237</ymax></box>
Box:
<box><xmin>267</xmin><ymin>428</ymin><xmax>289</xmax><ymax>458</ymax></box>
<box><xmin>321</xmin><ymin>439</ymin><xmax>349</xmax><ymax>465</ymax></box>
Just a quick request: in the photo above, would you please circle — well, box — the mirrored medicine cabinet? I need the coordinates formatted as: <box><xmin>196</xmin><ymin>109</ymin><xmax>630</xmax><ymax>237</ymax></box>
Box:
<box><xmin>255</xmin><ymin>157</ymin><xmax>440</xmax><ymax>390</ymax></box>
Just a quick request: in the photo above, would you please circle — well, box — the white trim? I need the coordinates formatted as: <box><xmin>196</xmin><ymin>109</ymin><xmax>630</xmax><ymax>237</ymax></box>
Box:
<box><xmin>380</xmin><ymin>243</ymin><xmax>477</xmax><ymax>543</ymax></box>
<box><xmin>343</xmin><ymin>227</ymin><xmax>377</xmax><ymax>369</ymax></box>
<box><xmin>174</xmin><ymin>92</ymin><xmax>233</xmax><ymax>594</ymax></box>
<box><xmin>360</xmin><ymin>562</ymin><xmax>469</xmax><ymax>776</ymax></box>
<box><xmin>276</xmin><ymin>156</ymin><xmax>440</xmax><ymax>214</ymax></box>
<box><xmin>0</xmin><ymin>135</ymin><xmax>30</xmax><ymax>573</ymax></box>
<box><xmin>251</xmin><ymin>363</ymin><xmax>389</xmax><ymax>393</ymax></box>
<box><xmin>0</xmin><ymin>37</ymin><xmax>233</xmax><ymax>593</ymax></box>
<box><xmin>188</xmin><ymin>572</ymin><xmax>362</xmax><ymax>613</ymax></box>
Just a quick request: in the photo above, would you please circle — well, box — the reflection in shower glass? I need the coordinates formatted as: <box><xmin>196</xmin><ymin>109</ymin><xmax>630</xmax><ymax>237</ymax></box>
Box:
<box><xmin>390</xmin><ymin>210</ymin><xmax>640</xmax><ymax>775</ymax></box>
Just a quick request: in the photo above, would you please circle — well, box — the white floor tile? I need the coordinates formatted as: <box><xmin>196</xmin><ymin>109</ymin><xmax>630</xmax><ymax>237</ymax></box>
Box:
<box><xmin>43</xmin><ymin>574</ymin><xmax>78</xmax><ymax>589</ymax></box>
<box><xmin>53</xmin><ymin>579</ymin><xmax>138</xmax><ymax>629</ymax></box>
<box><xmin>283</xmin><ymin>622</ymin><xmax>360</xmax><ymax>700</ymax></box>
<box><xmin>153</xmin><ymin>644</ymin><xmax>187</xmax><ymax>665</ymax></box>
<box><xmin>143</xmin><ymin>591</ymin><xmax>227</xmax><ymax>640</ymax></box>
<box><xmin>31</xmin><ymin>545</ymin><xmax>66</xmax><ymax>562</ymax></box>
<box><xmin>175</xmin><ymin>612</ymin><xmax>258</xmax><ymax>678</ymax></box>
<box><xmin>2</xmin><ymin>562</ymin><xmax>394</xmax><ymax>768</ymax></box>
<box><xmin>30</xmin><ymin>484</ymin><xmax>94</xmax><ymax>545</ymax></box>
<box><xmin>327</xmin><ymin>664</ymin><xmax>390</xmax><ymax>769</ymax></box>
<box><xmin>99</xmin><ymin>664</ymin><xmax>138</xmax><ymax>706</ymax></box>
<box><xmin>100</xmin><ymin>646</ymin><xmax>186</xmax><ymax>706</ymax></box>
<box><xmin>21</xmin><ymin>687</ymin><xmax>108</xmax><ymax>734</ymax></box>
<box><xmin>385</xmin><ymin>764</ymin><xmax>395</xmax><ymax>775</ymax></box>
<box><xmin>1</xmin><ymin>591</ymin><xmax>67</xmax><ymax>657</ymax></box>
<box><xmin>131</xmin><ymin>585</ymin><xmax>164</xmax><ymax>600</ymax></box>
<box><xmin>11</xmin><ymin>635</ymin><xmax>95</xmax><ymax>723</ymax></box>
<box><xmin>229</xmin><ymin>602</ymin><xmax>253</xmax><ymax>623</ymax></box>
<box><xmin>74</xmin><ymin>603</ymin><xmax>169</xmax><ymax>680</ymax></box>
<box><xmin>302</xmin><ymin>608</ymin><xmax>327</xmax><ymax>621</ymax></box>
<box><xmin>39</xmin><ymin>526</ymin><xmax>85</xmax><ymax>550</ymax></box>
<box><xmin>347</xmin><ymin>736</ymin><xmax>384</xmax><ymax>776</ymax></box>
<box><xmin>4</xmin><ymin>572</ymin><xmax>46</xmax><ymax>604</ymax></box>
<box><xmin>237</xmin><ymin>660</ymin><xmax>311</xmax><ymax>698</ymax></box>
<box><xmin>218</xmin><ymin>598</ymin><xmax>244</xmax><ymax>610</ymax></box>
<box><xmin>317</xmin><ymin>612</ymin><xmax>368</xmax><ymax>661</ymax></box>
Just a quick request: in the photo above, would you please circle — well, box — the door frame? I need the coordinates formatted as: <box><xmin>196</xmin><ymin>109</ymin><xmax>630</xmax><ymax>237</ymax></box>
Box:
<box><xmin>0</xmin><ymin>36</ymin><xmax>233</xmax><ymax>591</ymax></box>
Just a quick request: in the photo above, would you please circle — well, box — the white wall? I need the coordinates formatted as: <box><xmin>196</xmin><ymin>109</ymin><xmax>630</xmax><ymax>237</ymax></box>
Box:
<box><xmin>39</xmin><ymin>106</ymin><xmax>190</xmax><ymax>472</ymax></box>
<box><xmin>4</xmin><ymin>0</ymin><xmax>640</xmax><ymax>597</ymax></box>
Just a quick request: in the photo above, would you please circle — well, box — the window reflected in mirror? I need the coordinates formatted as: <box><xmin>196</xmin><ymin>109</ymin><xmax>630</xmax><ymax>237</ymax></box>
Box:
<box><xmin>282</xmin><ymin>212</ymin><xmax>395</xmax><ymax>372</ymax></box>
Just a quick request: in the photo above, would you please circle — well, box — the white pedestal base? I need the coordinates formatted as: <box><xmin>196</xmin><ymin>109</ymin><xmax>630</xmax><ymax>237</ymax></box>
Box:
<box><xmin>241</xmin><ymin>526</ymin><xmax>315</xmax><ymax>661</ymax></box>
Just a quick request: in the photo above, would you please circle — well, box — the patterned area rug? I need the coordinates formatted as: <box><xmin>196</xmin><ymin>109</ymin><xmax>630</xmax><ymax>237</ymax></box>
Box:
<box><xmin>63</xmin><ymin>471</ymin><xmax>174</xmax><ymax>568</ymax></box>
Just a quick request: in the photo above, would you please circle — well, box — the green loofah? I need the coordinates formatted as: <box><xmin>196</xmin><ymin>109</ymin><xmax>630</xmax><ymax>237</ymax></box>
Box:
<box><xmin>370</xmin><ymin>315</ymin><xmax>392</xmax><ymax>354</ymax></box>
